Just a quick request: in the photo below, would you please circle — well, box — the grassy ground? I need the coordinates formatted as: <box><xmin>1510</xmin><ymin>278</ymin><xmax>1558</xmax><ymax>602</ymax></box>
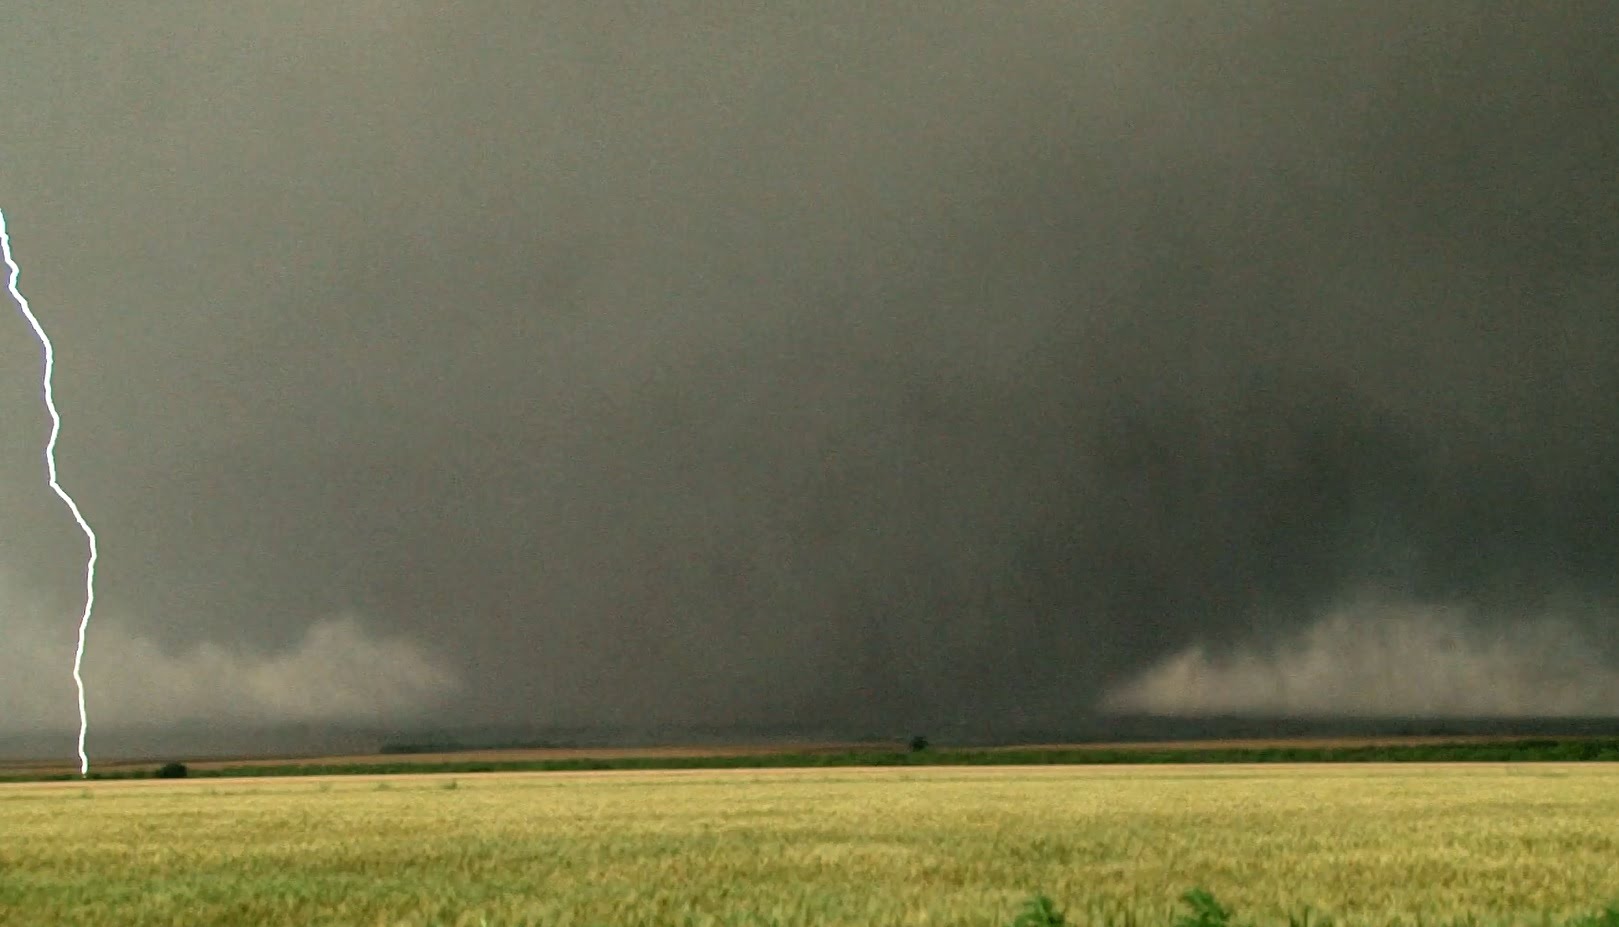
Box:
<box><xmin>2</xmin><ymin>764</ymin><xmax>1616</xmax><ymax>926</ymax></box>
<box><xmin>9</xmin><ymin>736</ymin><xmax>1619</xmax><ymax>782</ymax></box>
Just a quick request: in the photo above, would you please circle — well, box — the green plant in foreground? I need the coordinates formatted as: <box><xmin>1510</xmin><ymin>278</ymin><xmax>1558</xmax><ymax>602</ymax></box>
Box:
<box><xmin>1566</xmin><ymin>905</ymin><xmax>1619</xmax><ymax>927</ymax></box>
<box><xmin>1008</xmin><ymin>889</ymin><xmax>1618</xmax><ymax>927</ymax></box>
<box><xmin>1011</xmin><ymin>893</ymin><xmax>1066</xmax><ymax>927</ymax></box>
<box><xmin>1175</xmin><ymin>888</ymin><xmax>1242</xmax><ymax>927</ymax></box>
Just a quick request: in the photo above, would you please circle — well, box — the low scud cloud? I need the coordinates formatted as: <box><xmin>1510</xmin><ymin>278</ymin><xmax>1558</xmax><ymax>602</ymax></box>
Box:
<box><xmin>0</xmin><ymin>573</ymin><xmax>456</xmax><ymax>732</ymax></box>
<box><xmin>1106</xmin><ymin>595</ymin><xmax>1619</xmax><ymax>718</ymax></box>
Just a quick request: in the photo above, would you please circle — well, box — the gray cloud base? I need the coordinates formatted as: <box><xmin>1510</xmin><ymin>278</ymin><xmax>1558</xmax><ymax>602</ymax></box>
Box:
<box><xmin>1</xmin><ymin>3</ymin><xmax>1616</xmax><ymax>745</ymax></box>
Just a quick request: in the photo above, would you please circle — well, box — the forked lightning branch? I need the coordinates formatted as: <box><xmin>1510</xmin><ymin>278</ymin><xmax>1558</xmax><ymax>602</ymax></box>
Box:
<box><xmin>0</xmin><ymin>208</ymin><xmax>100</xmax><ymax>776</ymax></box>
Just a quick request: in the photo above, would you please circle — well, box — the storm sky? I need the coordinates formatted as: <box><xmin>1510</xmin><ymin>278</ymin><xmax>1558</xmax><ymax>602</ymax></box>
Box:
<box><xmin>2</xmin><ymin>3</ymin><xmax>1617</xmax><ymax>749</ymax></box>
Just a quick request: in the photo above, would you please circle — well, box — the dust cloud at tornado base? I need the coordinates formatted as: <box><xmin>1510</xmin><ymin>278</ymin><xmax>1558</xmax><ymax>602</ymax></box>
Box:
<box><xmin>0</xmin><ymin>3</ymin><xmax>1615</xmax><ymax>749</ymax></box>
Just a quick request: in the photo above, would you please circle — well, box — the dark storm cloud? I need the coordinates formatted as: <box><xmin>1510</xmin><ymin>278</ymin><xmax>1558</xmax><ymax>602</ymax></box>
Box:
<box><xmin>2</xmin><ymin>3</ymin><xmax>1616</xmax><ymax>741</ymax></box>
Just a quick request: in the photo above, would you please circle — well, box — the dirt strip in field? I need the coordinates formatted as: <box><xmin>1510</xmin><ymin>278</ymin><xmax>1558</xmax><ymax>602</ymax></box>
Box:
<box><xmin>3</xmin><ymin>761</ymin><xmax>1604</xmax><ymax>793</ymax></box>
<box><xmin>6</xmin><ymin>733</ymin><xmax>1591</xmax><ymax>779</ymax></box>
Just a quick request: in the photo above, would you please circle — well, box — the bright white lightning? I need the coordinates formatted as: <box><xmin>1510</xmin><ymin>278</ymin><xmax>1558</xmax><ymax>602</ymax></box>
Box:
<box><xmin>0</xmin><ymin>208</ymin><xmax>100</xmax><ymax>776</ymax></box>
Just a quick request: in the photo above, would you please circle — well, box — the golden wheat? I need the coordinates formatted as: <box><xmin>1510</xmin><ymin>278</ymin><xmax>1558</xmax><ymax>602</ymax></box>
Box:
<box><xmin>1</xmin><ymin>763</ymin><xmax>1615</xmax><ymax>926</ymax></box>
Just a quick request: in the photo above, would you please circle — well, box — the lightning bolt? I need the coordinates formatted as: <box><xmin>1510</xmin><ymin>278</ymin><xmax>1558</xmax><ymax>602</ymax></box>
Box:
<box><xmin>1</xmin><ymin>208</ymin><xmax>100</xmax><ymax>776</ymax></box>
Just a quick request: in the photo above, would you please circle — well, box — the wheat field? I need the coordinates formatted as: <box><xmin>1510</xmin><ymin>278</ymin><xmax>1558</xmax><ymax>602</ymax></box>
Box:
<box><xmin>2</xmin><ymin>764</ymin><xmax>1616</xmax><ymax>926</ymax></box>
